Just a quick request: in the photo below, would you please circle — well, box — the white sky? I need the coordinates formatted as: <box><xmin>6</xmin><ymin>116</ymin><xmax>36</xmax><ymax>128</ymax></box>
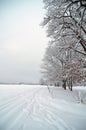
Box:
<box><xmin>0</xmin><ymin>0</ymin><xmax>48</xmax><ymax>83</ymax></box>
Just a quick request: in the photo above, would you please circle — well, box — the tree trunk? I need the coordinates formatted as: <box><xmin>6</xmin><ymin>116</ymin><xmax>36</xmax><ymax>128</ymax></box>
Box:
<box><xmin>62</xmin><ymin>79</ymin><xmax>66</xmax><ymax>90</ymax></box>
<box><xmin>69</xmin><ymin>77</ymin><xmax>73</xmax><ymax>91</ymax></box>
<box><xmin>67</xmin><ymin>77</ymin><xmax>73</xmax><ymax>91</ymax></box>
<box><xmin>70</xmin><ymin>80</ymin><xmax>72</xmax><ymax>91</ymax></box>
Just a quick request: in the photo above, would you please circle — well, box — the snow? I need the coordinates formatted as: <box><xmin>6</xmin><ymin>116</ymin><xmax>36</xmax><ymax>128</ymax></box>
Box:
<box><xmin>0</xmin><ymin>85</ymin><xmax>86</xmax><ymax>130</ymax></box>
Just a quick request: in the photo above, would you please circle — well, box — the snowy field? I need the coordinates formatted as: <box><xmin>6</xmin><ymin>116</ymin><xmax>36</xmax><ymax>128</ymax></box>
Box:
<box><xmin>0</xmin><ymin>85</ymin><xmax>86</xmax><ymax>130</ymax></box>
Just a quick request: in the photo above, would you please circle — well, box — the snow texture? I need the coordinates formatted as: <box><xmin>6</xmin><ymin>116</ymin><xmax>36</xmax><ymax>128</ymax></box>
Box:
<box><xmin>0</xmin><ymin>85</ymin><xmax>86</xmax><ymax>130</ymax></box>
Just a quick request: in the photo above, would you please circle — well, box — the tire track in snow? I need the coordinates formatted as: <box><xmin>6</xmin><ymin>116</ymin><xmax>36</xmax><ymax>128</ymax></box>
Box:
<box><xmin>27</xmin><ymin>87</ymin><xmax>76</xmax><ymax>130</ymax></box>
<box><xmin>0</xmin><ymin>86</ymin><xmax>42</xmax><ymax>130</ymax></box>
<box><xmin>18</xmin><ymin>86</ymin><xmax>76</xmax><ymax>130</ymax></box>
<box><xmin>0</xmin><ymin>85</ymin><xmax>85</xmax><ymax>130</ymax></box>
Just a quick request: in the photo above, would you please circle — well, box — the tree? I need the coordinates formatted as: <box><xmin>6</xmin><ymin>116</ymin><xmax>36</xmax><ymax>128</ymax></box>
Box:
<box><xmin>41</xmin><ymin>0</ymin><xmax>86</xmax><ymax>90</ymax></box>
<box><xmin>63</xmin><ymin>59</ymin><xmax>86</xmax><ymax>90</ymax></box>
<box><xmin>39</xmin><ymin>78</ymin><xmax>46</xmax><ymax>85</ymax></box>
<box><xmin>42</xmin><ymin>0</ymin><xmax>86</xmax><ymax>55</ymax></box>
<box><xmin>41</xmin><ymin>44</ymin><xmax>63</xmax><ymax>86</ymax></box>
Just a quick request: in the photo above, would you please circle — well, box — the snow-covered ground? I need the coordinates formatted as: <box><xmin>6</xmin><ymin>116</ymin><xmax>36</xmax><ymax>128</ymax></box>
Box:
<box><xmin>0</xmin><ymin>85</ymin><xmax>86</xmax><ymax>130</ymax></box>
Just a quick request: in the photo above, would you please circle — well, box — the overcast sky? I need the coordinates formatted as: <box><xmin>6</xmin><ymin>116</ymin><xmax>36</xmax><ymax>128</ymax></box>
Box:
<box><xmin>0</xmin><ymin>0</ymin><xmax>48</xmax><ymax>83</ymax></box>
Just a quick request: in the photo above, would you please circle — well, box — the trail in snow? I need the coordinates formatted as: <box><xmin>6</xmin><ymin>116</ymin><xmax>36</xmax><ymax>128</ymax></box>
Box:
<box><xmin>0</xmin><ymin>85</ymin><xmax>86</xmax><ymax>130</ymax></box>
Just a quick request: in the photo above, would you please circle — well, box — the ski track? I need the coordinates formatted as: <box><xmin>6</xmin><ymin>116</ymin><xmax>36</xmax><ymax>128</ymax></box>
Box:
<box><xmin>0</xmin><ymin>85</ymin><xmax>86</xmax><ymax>130</ymax></box>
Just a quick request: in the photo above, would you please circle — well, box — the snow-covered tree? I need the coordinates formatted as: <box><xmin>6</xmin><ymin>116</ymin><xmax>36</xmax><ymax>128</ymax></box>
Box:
<box><xmin>39</xmin><ymin>78</ymin><xmax>46</xmax><ymax>85</ymax></box>
<box><xmin>42</xmin><ymin>0</ymin><xmax>86</xmax><ymax>55</ymax></box>
<box><xmin>41</xmin><ymin>43</ymin><xmax>63</xmax><ymax>86</ymax></box>
<box><xmin>63</xmin><ymin>59</ymin><xmax>86</xmax><ymax>90</ymax></box>
<box><xmin>41</xmin><ymin>0</ymin><xmax>86</xmax><ymax>89</ymax></box>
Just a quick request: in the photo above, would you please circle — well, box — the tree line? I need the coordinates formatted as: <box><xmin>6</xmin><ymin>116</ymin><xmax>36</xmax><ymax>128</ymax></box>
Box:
<box><xmin>41</xmin><ymin>0</ymin><xmax>86</xmax><ymax>91</ymax></box>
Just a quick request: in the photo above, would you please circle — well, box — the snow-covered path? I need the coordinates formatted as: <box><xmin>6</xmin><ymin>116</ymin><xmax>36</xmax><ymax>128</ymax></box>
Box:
<box><xmin>0</xmin><ymin>85</ymin><xmax>86</xmax><ymax>130</ymax></box>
